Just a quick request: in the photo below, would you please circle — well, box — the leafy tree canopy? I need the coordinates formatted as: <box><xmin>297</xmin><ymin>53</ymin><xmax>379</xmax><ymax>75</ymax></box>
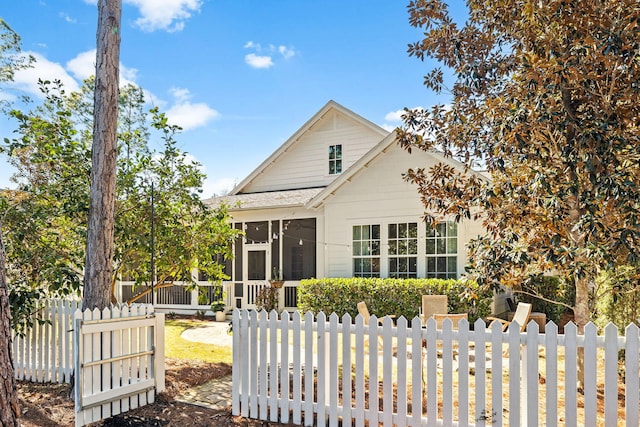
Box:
<box><xmin>398</xmin><ymin>0</ymin><xmax>640</xmax><ymax>328</ymax></box>
<box><xmin>1</xmin><ymin>78</ymin><xmax>240</xmax><ymax>331</ymax></box>
<box><xmin>0</xmin><ymin>17</ymin><xmax>34</xmax><ymax>110</ymax></box>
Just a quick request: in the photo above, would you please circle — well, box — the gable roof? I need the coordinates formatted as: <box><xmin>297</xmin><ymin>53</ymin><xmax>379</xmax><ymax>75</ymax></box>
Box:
<box><xmin>305</xmin><ymin>131</ymin><xmax>488</xmax><ymax>209</ymax></box>
<box><xmin>229</xmin><ymin>100</ymin><xmax>389</xmax><ymax>196</ymax></box>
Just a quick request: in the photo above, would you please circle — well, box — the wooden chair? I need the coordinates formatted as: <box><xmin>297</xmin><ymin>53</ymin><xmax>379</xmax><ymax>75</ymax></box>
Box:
<box><xmin>421</xmin><ymin>295</ymin><xmax>448</xmax><ymax>325</ymax></box>
<box><xmin>486</xmin><ymin>302</ymin><xmax>533</xmax><ymax>332</ymax></box>
<box><xmin>357</xmin><ymin>301</ymin><xmax>394</xmax><ymax>351</ymax></box>
<box><xmin>432</xmin><ymin>313</ymin><xmax>468</xmax><ymax>330</ymax></box>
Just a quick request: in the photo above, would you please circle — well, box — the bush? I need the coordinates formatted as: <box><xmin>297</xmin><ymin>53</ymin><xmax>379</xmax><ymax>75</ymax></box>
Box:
<box><xmin>256</xmin><ymin>286</ymin><xmax>279</xmax><ymax>312</ymax></box>
<box><xmin>594</xmin><ymin>265</ymin><xmax>640</xmax><ymax>331</ymax></box>
<box><xmin>297</xmin><ymin>277</ymin><xmax>492</xmax><ymax>325</ymax></box>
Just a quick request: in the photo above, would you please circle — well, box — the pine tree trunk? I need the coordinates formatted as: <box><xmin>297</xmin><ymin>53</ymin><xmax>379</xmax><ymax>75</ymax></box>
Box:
<box><xmin>83</xmin><ymin>0</ymin><xmax>122</xmax><ymax>311</ymax></box>
<box><xmin>0</xmin><ymin>226</ymin><xmax>19</xmax><ymax>426</ymax></box>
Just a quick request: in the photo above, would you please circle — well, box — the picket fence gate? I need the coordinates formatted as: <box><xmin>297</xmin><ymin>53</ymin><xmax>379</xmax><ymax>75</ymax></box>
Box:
<box><xmin>232</xmin><ymin>309</ymin><xmax>640</xmax><ymax>427</ymax></box>
<box><xmin>12</xmin><ymin>299</ymin><xmax>165</xmax><ymax>427</ymax></box>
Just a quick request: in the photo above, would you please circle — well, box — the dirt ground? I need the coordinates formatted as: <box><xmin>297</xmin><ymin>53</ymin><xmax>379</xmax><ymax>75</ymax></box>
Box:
<box><xmin>17</xmin><ymin>358</ymin><xmax>291</xmax><ymax>427</ymax></box>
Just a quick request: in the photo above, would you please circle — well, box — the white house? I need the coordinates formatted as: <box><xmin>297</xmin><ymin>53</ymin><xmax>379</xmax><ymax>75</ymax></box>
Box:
<box><xmin>203</xmin><ymin>100</ymin><xmax>486</xmax><ymax>311</ymax></box>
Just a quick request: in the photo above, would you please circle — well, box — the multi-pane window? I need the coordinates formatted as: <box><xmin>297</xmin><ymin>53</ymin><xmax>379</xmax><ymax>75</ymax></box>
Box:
<box><xmin>353</xmin><ymin>224</ymin><xmax>380</xmax><ymax>277</ymax></box>
<box><xmin>425</xmin><ymin>221</ymin><xmax>458</xmax><ymax>279</ymax></box>
<box><xmin>329</xmin><ymin>144</ymin><xmax>342</xmax><ymax>175</ymax></box>
<box><xmin>388</xmin><ymin>222</ymin><xmax>418</xmax><ymax>278</ymax></box>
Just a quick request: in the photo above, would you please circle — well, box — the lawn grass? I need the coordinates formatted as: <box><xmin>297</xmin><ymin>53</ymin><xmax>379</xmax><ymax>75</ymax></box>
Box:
<box><xmin>165</xmin><ymin>319</ymin><xmax>232</xmax><ymax>364</ymax></box>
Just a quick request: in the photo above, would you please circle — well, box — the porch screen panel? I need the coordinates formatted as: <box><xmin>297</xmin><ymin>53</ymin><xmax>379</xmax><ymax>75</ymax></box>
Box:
<box><xmin>248</xmin><ymin>250</ymin><xmax>266</xmax><ymax>280</ymax></box>
<box><xmin>245</xmin><ymin>221</ymin><xmax>269</xmax><ymax>244</ymax></box>
<box><xmin>234</xmin><ymin>223</ymin><xmax>242</xmax><ymax>281</ymax></box>
<box><xmin>271</xmin><ymin>220</ymin><xmax>280</xmax><ymax>276</ymax></box>
<box><xmin>282</xmin><ymin>218</ymin><xmax>316</xmax><ymax>280</ymax></box>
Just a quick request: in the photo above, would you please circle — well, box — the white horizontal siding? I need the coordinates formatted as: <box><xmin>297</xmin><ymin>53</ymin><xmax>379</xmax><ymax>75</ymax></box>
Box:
<box><xmin>323</xmin><ymin>144</ymin><xmax>484</xmax><ymax>278</ymax></box>
<box><xmin>244</xmin><ymin>111</ymin><xmax>384</xmax><ymax>193</ymax></box>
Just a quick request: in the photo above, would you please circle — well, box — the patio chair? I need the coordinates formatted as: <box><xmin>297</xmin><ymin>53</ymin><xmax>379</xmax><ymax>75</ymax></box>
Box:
<box><xmin>432</xmin><ymin>312</ymin><xmax>468</xmax><ymax>330</ymax></box>
<box><xmin>421</xmin><ymin>294</ymin><xmax>448</xmax><ymax>325</ymax></box>
<box><xmin>486</xmin><ymin>302</ymin><xmax>533</xmax><ymax>332</ymax></box>
<box><xmin>357</xmin><ymin>301</ymin><xmax>394</xmax><ymax>351</ymax></box>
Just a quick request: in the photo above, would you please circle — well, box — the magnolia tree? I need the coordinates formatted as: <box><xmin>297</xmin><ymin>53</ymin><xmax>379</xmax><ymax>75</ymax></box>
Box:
<box><xmin>398</xmin><ymin>0</ymin><xmax>640</xmax><ymax>333</ymax></box>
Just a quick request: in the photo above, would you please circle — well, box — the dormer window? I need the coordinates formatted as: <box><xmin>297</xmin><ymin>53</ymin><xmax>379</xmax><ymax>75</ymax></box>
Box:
<box><xmin>329</xmin><ymin>144</ymin><xmax>342</xmax><ymax>175</ymax></box>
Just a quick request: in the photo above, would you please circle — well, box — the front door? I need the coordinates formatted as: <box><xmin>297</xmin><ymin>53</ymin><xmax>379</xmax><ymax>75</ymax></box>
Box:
<box><xmin>244</xmin><ymin>243</ymin><xmax>269</xmax><ymax>308</ymax></box>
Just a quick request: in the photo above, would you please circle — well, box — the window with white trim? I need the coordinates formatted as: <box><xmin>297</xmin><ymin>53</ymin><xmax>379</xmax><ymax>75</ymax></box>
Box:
<box><xmin>352</xmin><ymin>224</ymin><xmax>380</xmax><ymax>277</ymax></box>
<box><xmin>329</xmin><ymin>144</ymin><xmax>342</xmax><ymax>175</ymax></box>
<box><xmin>425</xmin><ymin>221</ymin><xmax>457</xmax><ymax>279</ymax></box>
<box><xmin>388</xmin><ymin>222</ymin><xmax>418</xmax><ymax>278</ymax></box>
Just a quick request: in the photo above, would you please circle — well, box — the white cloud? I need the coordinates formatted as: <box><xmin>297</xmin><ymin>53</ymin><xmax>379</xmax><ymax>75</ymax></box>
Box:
<box><xmin>83</xmin><ymin>0</ymin><xmax>201</xmax><ymax>32</ymax></box>
<box><xmin>60</xmin><ymin>13</ymin><xmax>77</xmax><ymax>23</ymax></box>
<box><xmin>143</xmin><ymin>88</ymin><xmax>166</xmax><ymax>109</ymax></box>
<box><xmin>12</xmin><ymin>52</ymin><xmax>80</xmax><ymax>97</ymax></box>
<box><xmin>382</xmin><ymin>106</ymin><xmax>427</xmax><ymax>131</ymax></box>
<box><xmin>384</xmin><ymin>109</ymin><xmax>405</xmax><ymax>123</ymax></box>
<box><xmin>244</xmin><ymin>53</ymin><xmax>274</xmax><ymax>69</ymax></box>
<box><xmin>278</xmin><ymin>45</ymin><xmax>295</xmax><ymax>59</ymax></box>
<box><xmin>202</xmin><ymin>177</ymin><xmax>236</xmax><ymax>198</ymax></box>
<box><xmin>66</xmin><ymin>49</ymin><xmax>138</xmax><ymax>86</ymax></box>
<box><xmin>126</xmin><ymin>0</ymin><xmax>202</xmax><ymax>32</ymax></box>
<box><xmin>169</xmin><ymin>87</ymin><xmax>190</xmax><ymax>103</ymax></box>
<box><xmin>165</xmin><ymin>88</ymin><xmax>219</xmax><ymax>130</ymax></box>
<box><xmin>166</xmin><ymin>102</ymin><xmax>219</xmax><ymax>130</ymax></box>
<box><xmin>65</xmin><ymin>50</ymin><xmax>96</xmax><ymax>81</ymax></box>
<box><xmin>243</xmin><ymin>41</ymin><xmax>296</xmax><ymax>69</ymax></box>
<box><xmin>177</xmin><ymin>156</ymin><xmax>235</xmax><ymax>197</ymax></box>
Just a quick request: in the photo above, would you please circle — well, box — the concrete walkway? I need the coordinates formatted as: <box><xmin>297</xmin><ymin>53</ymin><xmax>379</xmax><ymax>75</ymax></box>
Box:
<box><xmin>175</xmin><ymin>321</ymin><xmax>233</xmax><ymax>411</ymax></box>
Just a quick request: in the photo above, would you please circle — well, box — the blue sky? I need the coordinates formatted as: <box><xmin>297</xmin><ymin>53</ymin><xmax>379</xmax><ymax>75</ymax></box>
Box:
<box><xmin>1</xmin><ymin>0</ymin><xmax>455</xmax><ymax>197</ymax></box>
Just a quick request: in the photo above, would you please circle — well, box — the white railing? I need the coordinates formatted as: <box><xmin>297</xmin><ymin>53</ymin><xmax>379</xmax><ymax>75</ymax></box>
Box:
<box><xmin>116</xmin><ymin>281</ymin><xmax>233</xmax><ymax>313</ymax></box>
<box><xmin>12</xmin><ymin>298</ymin><xmax>80</xmax><ymax>383</ymax></box>
<box><xmin>232</xmin><ymin>309</ymin><xmax>640</xmax><ymax>427</ymax></box>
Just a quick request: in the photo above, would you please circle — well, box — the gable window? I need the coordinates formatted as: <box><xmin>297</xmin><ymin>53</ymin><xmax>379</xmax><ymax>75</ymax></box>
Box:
<box><xmin>388</xmin><ymin>222</ymin><xmax>418</xmax><ymax>278</ymax></box>
<box><xmin>329</xmin><ymin>144</ymin><xmax>342</xmax><ymax>175</ymax></box>
<box><xmin>353</xmin><ymin>224</ymin><xmax>380</xmax><ymax>277</ymax></box>
<box><xmin>425</xmin><ymin>221</ymin><xmax>457</xmax><ymax>279</ymax></box>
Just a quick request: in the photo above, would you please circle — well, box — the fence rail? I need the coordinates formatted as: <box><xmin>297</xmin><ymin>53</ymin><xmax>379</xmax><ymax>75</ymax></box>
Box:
<box><xmin>232</xmin><ymin>309</ymin><xmax>640</xmax><ymax>427</ymax></box>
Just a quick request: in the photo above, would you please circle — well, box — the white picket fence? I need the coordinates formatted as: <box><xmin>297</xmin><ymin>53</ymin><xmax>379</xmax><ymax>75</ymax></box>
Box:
<box><xmin>13</xmin><ymin>298</ymin><xmax>79</xmax><ymax>383</ymax></box>
<box><xmin>12</xmin><ymin>299</ymin><xmax>165</xmax><ymax>427</ymax></box>
<box><xmin>232</xmin><ymin>309</ymin><xmax>640</xmax><ymax>427</ymax></box>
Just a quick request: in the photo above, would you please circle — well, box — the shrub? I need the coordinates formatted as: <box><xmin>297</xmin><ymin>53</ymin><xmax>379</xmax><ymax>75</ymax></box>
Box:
<box><xmin>256</xmin><ymin>286</ymin><xmax>279</xmax><ymax>313</ymax></box>
<box><xmin>297</xmin><ymin>277</ymin><xmax>492</xmax><ymax>325</ymax></box>
<box><xmin>594</xmin><ymin>265</ymin><xmax>640</xmax><ymax>331</ymax></box>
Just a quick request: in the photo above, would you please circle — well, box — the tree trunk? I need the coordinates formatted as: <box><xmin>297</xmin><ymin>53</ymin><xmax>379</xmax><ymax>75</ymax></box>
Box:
<box><xmin>0</xmin><ymin>225</ymin><xmax>19</xmax><ymax>426</ymax></box>
<box><xmin>83</xmin><ymin>0</ymin><xmax>122</xmax><ymax>311</ymax></box>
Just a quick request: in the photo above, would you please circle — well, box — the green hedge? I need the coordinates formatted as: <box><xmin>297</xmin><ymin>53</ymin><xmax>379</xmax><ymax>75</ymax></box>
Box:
<box><xmin>297</xmin><ymin>278</ymin><xmax>493</xmax><ymax>325</ymax></box>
